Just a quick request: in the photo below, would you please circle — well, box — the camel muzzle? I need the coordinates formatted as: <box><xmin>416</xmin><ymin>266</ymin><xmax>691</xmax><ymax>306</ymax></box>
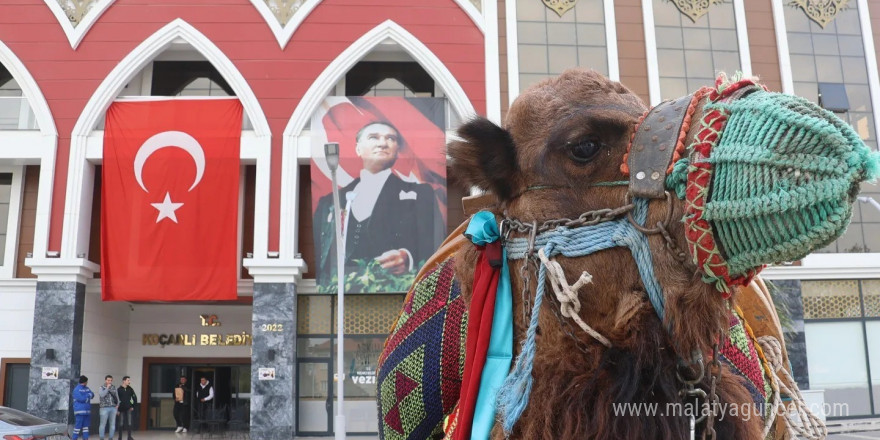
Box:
<box><xmin>626</xmin><ymin>75</ymin><xmax>880</xmax><ymax>294</ymax></box>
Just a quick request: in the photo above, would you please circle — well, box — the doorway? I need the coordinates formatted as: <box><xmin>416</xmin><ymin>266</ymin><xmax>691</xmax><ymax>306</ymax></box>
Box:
<box><xmin>142</xmin><ymin>357</ymin><xmax>250</xmax><ymax>430</ymax></box>
<box><xmin>0</xmin><ymin>358</ymin><xmax>29</xmax><ymax>411</ymax></box>
<box><xmin>296</xmin><ymin>358</ymin><xmax>332</xmax><ymax>435</ymax></box>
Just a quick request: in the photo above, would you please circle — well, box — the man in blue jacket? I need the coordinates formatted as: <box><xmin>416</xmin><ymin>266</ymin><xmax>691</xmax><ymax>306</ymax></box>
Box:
<box><xmin>72</xmin><ymin>375</ymin><xmax>94</xmax><ymax>440</ymax></box>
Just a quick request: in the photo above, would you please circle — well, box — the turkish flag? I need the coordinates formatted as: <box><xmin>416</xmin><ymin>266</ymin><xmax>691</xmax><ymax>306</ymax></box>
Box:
<box><xmin>101</xmin><ymin>99</ymin><xmax>242</xmax><ymax>301</ymax></box>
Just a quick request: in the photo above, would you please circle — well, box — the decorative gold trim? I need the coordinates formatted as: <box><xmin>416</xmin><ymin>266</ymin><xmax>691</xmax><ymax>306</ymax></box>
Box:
<box><xmin>788</xmin><ymin>0</ymin><xmax>849</xmax><ymax>28</ymax></box>
<box><xmin>542</xmin><ymin>0</ymin><xmax>578</xmax><ymax>17</ymax></box>
<box><xmin>265</xmin><ymin>0</ymin><xmax>306</xmax><ymax>26</ymax></box>
<box><xmin>56</xmin><ymin>0</ymin><xmax>98</xmax><ymax>25</ymax></box>
<box><xmin>667</xmin><ymin>0</ymin><xmax>726</xmax><ymax>22</ymax></box>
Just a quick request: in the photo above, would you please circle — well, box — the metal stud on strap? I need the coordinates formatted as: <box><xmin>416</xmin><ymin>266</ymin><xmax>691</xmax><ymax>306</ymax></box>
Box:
<box><xmin>628</xmin><ymin>93</ymin><xmax>694</xmax><ymax>199</ymax></box>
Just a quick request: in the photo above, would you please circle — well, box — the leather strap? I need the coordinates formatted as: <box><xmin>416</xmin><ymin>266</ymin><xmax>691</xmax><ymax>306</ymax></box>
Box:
<box><xmin>628</xmin><ymin>93</ymin><xmax>694</xmax><ymax>199</ymax></box>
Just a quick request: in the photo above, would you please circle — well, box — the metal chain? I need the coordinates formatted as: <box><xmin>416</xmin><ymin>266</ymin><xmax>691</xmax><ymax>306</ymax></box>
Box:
<box><xmin>518</xmin><ymin>256</ymin><xmax>534</xmax><ymax>326</ymax></box>
<box><xmin>503</xmin><ymin>203</ymin><xmax>636</xmax><ymax>235</ymax></box>
<box><xmin>546</xmin><ymin>286</ymin><xmax>594</xmax><ymax>355</ymax></box>
<box><xmin>702</xmin><ymin>343</ymin><xmax>722</xmax><ymax>440</ymax></box>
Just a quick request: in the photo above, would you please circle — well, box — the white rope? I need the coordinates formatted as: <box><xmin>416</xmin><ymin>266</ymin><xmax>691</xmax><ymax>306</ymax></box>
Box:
<box><xmin>757</xmin><ymin>335</ymin><xmax>827</xmax><ymax>440</ymax></box>
<box><xmin>537</xmin><ymin>248</ymin><xmax>612</xmax><ymax>348</ymax></box>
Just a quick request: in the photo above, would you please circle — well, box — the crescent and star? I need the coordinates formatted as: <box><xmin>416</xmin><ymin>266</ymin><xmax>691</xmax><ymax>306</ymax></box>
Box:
<box><xmin>133</xmin><ymin>131</ymin><xmax>206</xmax><ymax>223</ymax></box>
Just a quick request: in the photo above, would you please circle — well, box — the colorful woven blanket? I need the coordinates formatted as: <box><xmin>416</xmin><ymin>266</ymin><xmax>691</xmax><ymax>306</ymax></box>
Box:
<box><xmin>377</xmin><ymin>253</ymin><xmax>774</xmax><ymax>439</ymax></box>
<box><xmin>377</xmin><ymin>258</ymin><xmax>467</xmax><ymax>440</ymax></box>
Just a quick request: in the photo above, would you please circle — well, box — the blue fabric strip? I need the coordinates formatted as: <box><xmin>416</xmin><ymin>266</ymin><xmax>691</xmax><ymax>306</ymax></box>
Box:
<box><xmin>465</xmin><ymin>211</ymin><xmax>514</xmax><ymax>440</ymax></box>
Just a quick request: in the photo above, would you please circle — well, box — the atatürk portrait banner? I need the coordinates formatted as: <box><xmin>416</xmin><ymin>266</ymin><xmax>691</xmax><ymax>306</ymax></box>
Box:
<box><xmin>310</xmin><ymin>97</ymin><xmax>447</xmax><ymax>294</ymax></box>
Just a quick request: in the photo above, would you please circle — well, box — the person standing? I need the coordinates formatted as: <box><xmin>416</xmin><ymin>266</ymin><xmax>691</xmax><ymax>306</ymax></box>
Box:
<box><xmin>173</xmin><ymin>375</ymin><xmax>190</xmax><ymax>433</ymax></box>
<box><xmin>98</xmin><ymin>375</ymin><xmax>119</xmax><ymax>440</ymax></box>
<box><xmin>116</xmin><ymin>376</ymin><xmax>137</xmax><ymax>440</ymax></box>
<box><xmin>72</xmin><ymin>376</ymin><xmax>94</xmax><ymax>440</ymax></box>
<box><xmin>195</xmin><ymin>376</ymin><xmax>214</xmax><ymax>421</ymax></box>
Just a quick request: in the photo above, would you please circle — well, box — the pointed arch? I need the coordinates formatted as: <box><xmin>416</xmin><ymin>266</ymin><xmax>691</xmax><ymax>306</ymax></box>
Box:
<box><xmin>284</xmin><ymin>19</ymin><xmax>476</xmax><ymax>137</ymax></box>
<box><xmin>71</xmin><ymin>18</ymin><xmax>269</xmax><ymax>138</ymax></box>
<box><xmin>248</xmin><ymin>0</ymin><xmax>323</xmax><ymax>49</ymax></box>
<box><xmin>0</xmin><ymin>40</ymin><xmax>58</xmax><ymax>264</ymax></box>
<box><xmin>43</xmin><ymin>0</ymin><xmax>116</xmax><ymax>49</ymax></box>
<box><xmin>278</xmin><ymin>19</ymin><xmax>476</xmax><ymax>259</ymax></box>
<box><xmin>63</xmin><ymin>18</ymin><xmax>271</xmax><ymax>258</ymax></box>
<box><xmin>0</xmin><ymin>40</ymin><xmax>56</xmax><ymax>137</ymax></box>
<box><xmin>249</xmin><ymin>0</ymin><xmax>484</xmax><ymax>50</ymax></box>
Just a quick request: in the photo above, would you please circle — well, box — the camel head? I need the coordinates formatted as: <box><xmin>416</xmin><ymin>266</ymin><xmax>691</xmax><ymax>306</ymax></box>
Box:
<box><xmin>447</xmin><ymin>68</ymin><xmax>879</xmax><ymax>439</ymax></box>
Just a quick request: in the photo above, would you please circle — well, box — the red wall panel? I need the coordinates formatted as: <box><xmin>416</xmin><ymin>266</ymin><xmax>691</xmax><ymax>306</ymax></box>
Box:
<box><xmin>0</xmin><ymin>0</ymin><xmax>485</xmax><ymax>254</ymax></box>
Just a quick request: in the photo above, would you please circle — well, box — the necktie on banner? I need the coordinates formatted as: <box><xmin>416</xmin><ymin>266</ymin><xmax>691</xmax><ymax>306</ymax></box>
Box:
<box><xmin>101</xmin><ymin>99</ymin><xmax>242</xmax><ymax>302</ymax></box>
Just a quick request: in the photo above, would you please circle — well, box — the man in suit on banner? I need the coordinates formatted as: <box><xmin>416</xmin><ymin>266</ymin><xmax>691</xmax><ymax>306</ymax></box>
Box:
<box><xmin>314</xmin><ymin>120</ymin><xmax>443</xmax><ymax>292</ymax></box>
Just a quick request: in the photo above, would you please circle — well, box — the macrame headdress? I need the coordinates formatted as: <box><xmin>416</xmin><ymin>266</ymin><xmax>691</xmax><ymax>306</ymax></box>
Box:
<box><xmin>666</xmin><ymin>75</ymin><xmax>880</xmax><ymax>293</ymax></box>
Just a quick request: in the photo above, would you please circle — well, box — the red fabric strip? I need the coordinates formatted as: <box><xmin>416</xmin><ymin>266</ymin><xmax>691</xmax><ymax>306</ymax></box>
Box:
<box><xmin>455</xmin><ymin>243</ymin><xmax>501</xmax><ymax>440</ymax></box>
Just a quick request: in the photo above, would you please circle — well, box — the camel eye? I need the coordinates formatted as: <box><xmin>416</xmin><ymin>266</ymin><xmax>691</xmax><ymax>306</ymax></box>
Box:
<box><xmin>567</xmin><ymin>138</ymin><xmax>602</xmax><ymax>163</ymax></box>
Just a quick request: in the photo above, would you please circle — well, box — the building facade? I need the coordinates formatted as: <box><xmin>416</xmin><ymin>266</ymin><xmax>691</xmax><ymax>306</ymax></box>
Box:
<box><xmin>0</xmin><ymin>0</ymin><xmax>876</xmax><ymax>438</ymax></box>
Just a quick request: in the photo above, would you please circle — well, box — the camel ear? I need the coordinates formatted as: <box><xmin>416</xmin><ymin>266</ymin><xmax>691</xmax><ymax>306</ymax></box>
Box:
<box><xmin>447</xmin><ymin>117</ymin><xmax>519</xmax><ymax>200</ymax></box>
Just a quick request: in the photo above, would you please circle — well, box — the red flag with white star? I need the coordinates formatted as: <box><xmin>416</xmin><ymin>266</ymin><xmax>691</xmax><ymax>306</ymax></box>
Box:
<box><xmin>101</xmin><ymin>99</ymin><xmax>242</xmax><ymax>301</ymax></box>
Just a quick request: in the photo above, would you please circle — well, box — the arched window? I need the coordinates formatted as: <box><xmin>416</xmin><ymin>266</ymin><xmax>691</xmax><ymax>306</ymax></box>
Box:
<box><xmin>151</xmin><ymin>61</ymin><xmax>235</xmax><ymax>97</ymax></box>
<box><xmin>0</xmin><ymin>64</ymin><xmax>35</xmax><ymax>130</ymax></box>
<box><xmin>345</xmin><ymin>61</ymin><xmax>434</xmax><ymax>97</ymax></box>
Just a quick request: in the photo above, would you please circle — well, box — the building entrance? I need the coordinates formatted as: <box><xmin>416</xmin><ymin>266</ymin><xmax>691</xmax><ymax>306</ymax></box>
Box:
<box><xmin>142</xmin><ymin>358</ymin><xmax>250</xmax><ymax>430</ymax></box>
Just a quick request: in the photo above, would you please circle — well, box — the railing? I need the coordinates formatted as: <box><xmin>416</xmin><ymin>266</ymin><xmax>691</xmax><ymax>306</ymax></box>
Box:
<box><xmin>0</xmin><ymin>96</ymin><xmax>38</xmax><ymax>130</ymax></box>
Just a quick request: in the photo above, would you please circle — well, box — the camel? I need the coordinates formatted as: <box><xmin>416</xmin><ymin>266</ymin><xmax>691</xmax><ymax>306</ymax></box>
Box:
<box><xmin>377</xmin><ymin>69</ymin><xmax>879</xmax><ymax>440</ymax></box>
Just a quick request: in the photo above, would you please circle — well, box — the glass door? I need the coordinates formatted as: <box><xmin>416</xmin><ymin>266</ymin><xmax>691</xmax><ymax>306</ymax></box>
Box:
<box><xmin>297</xmin><ymin>359</ymin><xmax>332</xmax><ymax>435</ymax></box>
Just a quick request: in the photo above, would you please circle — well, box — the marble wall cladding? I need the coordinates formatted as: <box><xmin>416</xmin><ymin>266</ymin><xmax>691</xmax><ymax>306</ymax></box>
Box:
<box><xmin>27</xmin><ymin>282</ymin><xmax>86</xmax><ymax>424</ymax></box>
<box><xmin>772</xmin><ymin>279</ymin><xmax>810</xmax><ymax>388</ymax></box>
<box><xmin>250</xmin><ymin>282</ymin><xmax>296</xmax><ymax>440</ymax></box>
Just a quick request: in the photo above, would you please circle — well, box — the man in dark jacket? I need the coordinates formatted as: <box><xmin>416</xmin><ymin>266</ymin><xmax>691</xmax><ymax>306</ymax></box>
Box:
<box><xmin>173</xmin><ymin>375</ymin><xmax>191</xmax><ymax>433</ymax></box>
<box><xmin>116</xmin><ymin>376</ymin><xmax>137</xmax><ymax>440</ymax></box>
<box><xmin>195</xmin><ymin>376</ymin><xmax>214</xmax><ymax>422</ymax></box>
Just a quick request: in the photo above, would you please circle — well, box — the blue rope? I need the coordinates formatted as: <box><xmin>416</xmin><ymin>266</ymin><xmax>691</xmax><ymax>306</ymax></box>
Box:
<box><xmin>506</xmin><ymin>198</ymin><xmax>665</xmax><ymax>320</ymax></box>
<box><xmin>497</xmin><ymin>198</ymin><xmax>665</xmax><ymax>434</ymax></box>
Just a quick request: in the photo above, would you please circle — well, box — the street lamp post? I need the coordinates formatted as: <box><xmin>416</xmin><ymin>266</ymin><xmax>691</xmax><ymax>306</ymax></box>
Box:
<box><xmin>324</xmin><ymin>142</ymin><xmax>346</xmax><ymax>440</ymax></box>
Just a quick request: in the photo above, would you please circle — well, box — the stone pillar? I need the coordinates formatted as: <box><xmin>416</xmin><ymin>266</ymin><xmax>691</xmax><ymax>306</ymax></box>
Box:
<box><xmin>772</xmin><ymin>279</ymin><xmax>810</xmax><ymax>388</ymax></box>
<box><xmin>250</xmin><ymin>282</ymin><xmax>296</xmax><ymax>440</ymax></box>
<box><xmin>26</xmin><ymin>281</ymin><xmax>86</xmax><ymax>423</ymax></box>
<box><xmin>25</xmin><ymin>260</ymin><xmax>98</xmax><ymax>424</ymax></box>
<box><xmin>243</xmin><ymin>259</ymin><xmax>305</xmax><ymax>440</ymax></box>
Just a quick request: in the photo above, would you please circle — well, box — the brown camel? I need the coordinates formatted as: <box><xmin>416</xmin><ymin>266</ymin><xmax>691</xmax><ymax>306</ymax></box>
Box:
<box><xmin>448</xmin><ymin>69</ymin><xmax>760</xmax><ymax>439</ymax></box>
<box><xmin>378</xmin><ymin>68</ymin><xmax>876</xmax><ymax>440</ymax></box>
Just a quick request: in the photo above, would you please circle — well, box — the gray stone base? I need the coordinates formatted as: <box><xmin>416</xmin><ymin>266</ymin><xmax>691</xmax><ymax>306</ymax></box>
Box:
<box><xmin>27</xmin><ymin>281</ymin><xmax>86</xmax><ymax>424</ymax></box>
<box><xmin>250</xmin><ymin>283</ymin><xmax>296</xmax><ymax>440</ymax></box>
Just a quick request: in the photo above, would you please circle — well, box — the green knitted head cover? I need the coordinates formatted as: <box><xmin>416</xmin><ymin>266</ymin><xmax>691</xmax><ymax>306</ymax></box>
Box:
<box><xmin>667</xmin><ymin>81</ymin><xmax>880</xmax><ymax>292</ymax></box>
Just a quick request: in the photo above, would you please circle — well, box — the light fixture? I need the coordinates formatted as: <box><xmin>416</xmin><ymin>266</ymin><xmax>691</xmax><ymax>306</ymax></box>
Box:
<box><xmin>246</xmin><ymin>252</ymin><xmax>253</xmax><ymax>258</ymax></box>
<box><xmin>324</xmin><ymin>142</ymin><xmax>340</xmax><ymax>171</ymax></box>
<box><xmin>46</xmin><ymin>251</ymin><xmax>60</xmax><ymax>258</ymax></box>
<box><xmin>267</xmin><ymin>251</ymin><xmax>279</xmax><ymax>258</ymax></box>
<box><xmin>77</xmin><ymin>253</ymin><xmax>86</xmax><ymax>258</ymax></box>
<box><xmin>858</xmin><ymin>196</ymin><xmax>880</xmax><ymax>213</ymax></box>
